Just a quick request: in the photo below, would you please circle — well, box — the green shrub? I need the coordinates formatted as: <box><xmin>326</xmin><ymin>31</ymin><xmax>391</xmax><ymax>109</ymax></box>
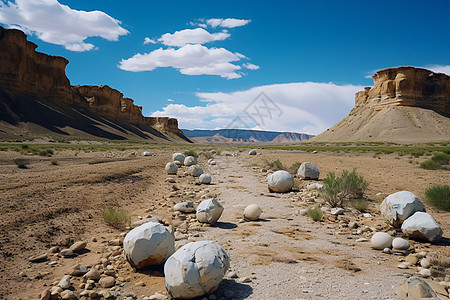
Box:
<box><xmin>102</xmin><ymin>207</ymin><xmax>130</xmax><ymax>229</ymax></box>
<box><xmin>420</xmin><ymin>160</ymin><xmax>439</xmax><ymax>170</ymax></box>
<box><xmin>307</xmin><ymin>206</ymin><xmax>323</xmax><ymax>221</ymax></box>
<box><xmin>184</xmin><ymin>149</ymin><xmax>199</xmax><ymax>158</ymax></box>
<box><xmin>320</xmin><ymin>169</ymin><xmax>368</xmax><ymax>207</ymax></box>
<box><xmin>14</xmin><ymin>158</ymin><xmax>30</xmax><ymax>169</ymax></box>
<box><xmin>431</xmin><ymin>153</ymin><xmax>450</xmax><ymax>164</ymax></box>
<box><xmin>200</xmin><ymin>151</ymin><xmax>213</xmax><ymax>160</ymax></box>
<box><xmin>425</xmin><ymin>185</ymin><xmax>450</xmax><ymax>211</ymax></box>
<box><xmin>39</xmin><ymin>149</ymin><xmax>54</xmax><ymax>157</ymax></box>
<box><xmin>21</xmin><ymin>144</ymin><xmax>29</xmax><ymax>149</ymax></box>
<box><xmin>50</xmin><ymin>159</ymin><xmax>59</xmax><ymax>166</ymax></box>
<box><xmin>351</xmin><ymin>199</ymin><xmax>369</xmax><ymax>212</ymax></box>
<box><xmin>267</xmin><ymin>159</ymin><xmax>283</xmax><ymax>171</ymax></box>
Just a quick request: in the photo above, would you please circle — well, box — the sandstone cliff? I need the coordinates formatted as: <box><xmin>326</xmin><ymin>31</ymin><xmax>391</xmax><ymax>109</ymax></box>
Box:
<box><xmin>0</xmin><ymin>26</ymin><xmax>189</xmax><ymax>141</ymax></box>
<box><xmin>313</xmin><ymin>67</ymin><xmax>450</xmax><ymax>143</ymax></box>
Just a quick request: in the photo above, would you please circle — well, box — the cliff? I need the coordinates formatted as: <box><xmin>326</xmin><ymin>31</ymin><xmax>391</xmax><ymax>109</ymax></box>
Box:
<box><xmin>0</xmin><ymin>26</ymin><xmax>188</xmax><ymax>141</ymax></box>
<box><xmin>312</xmin><ymin>67</ymin><xmax>450</xmax><ymax>143</ymax></box>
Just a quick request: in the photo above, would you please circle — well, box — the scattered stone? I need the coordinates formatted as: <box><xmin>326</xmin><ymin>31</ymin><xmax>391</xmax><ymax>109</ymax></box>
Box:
<box><xmin>299</xmin><ymin>209</ymin><xmax>307</xmax><ymax>216</ymax></box>
<box><xmin>380</xmin><ymin>191</ymin><xmax>426</xmax><ymax>227</ymax></box>
<box><xmin>419</xmin><ymin>269</ymin><xmax>431</xmax><ymax>278</ymax></box>
<box><xmin>196</xmin><ymin>198</ymin><xmax>224</xmax><ymax>224</ymax></box>
<box><xmin>69</xmin><ymin>241</ymin><xmax>87</xmax><ymax>252</ymax></box>
<box><xmin>99</xmin><ymin>276</ymin><xmax>116</xmax><ymax>288</ymax></box>
<box><xmin>131</xmin><ymin>216</ymin><xmax>162</xmax><ymax>228</ymax></box>
<box><xmin>227</xmin><ymin>271</ymin><xmax>239</xmax><ymax>278</ymax></box>
<box><xmin>173</xmin><ymin>153</ymin><xmax>185</xmax><ymax>164</ymax></box>
<box><xmin>238</xmin><ymin>277</ymin><xmax>252</xmax><ymax>283</ymax></box>
<box><xmin>331</xmin><ymin>208</ymin><xmax>345</xmax><ymax>215</ymax></box>
<box><xmin>70</xmin><ymin>264</ymin><xmax>88</xmax><ymax>276</ymax></box>
<box><xmin>306</xmin><ymin>183</ymin><xmax>323</xmax><ymax>190</ymax></box>
<box><xmin>371</xmin><ymin>232</ymin><xmax>392</xmax><ymax>250</ymax></box>
<box><xmin>29</xmin><ymin>253</ymin><xmax>48</xmax><ymax>263</ymax></box>
<box><xmin>355</xmin><ymin>238</ymin><xmax>368</xmax><ymax>243</ymax></box>
<box><xmin>363</xmin><ymin>213</ymin><xmax>372</xmax><ymax>218</ymax></box>
<box><xmin>60</xmin><ymin>290</ymin><xmax>75</xmax><ymax>300</ymax></box>
<box><xmin>164</xmin><ymin>241</ymin><xmax>229</xmax><ymax>299</ymax></box>
<box><xmin>149</xmin><ymin>292</ymin><xmax>169</xmax><ymax>300</ymax></box>
<box><xmin>397</xmin><ymin>263</ymin><xmax>411</xmax><ymax>269</ymax></box>
<box><xmin>174</xmin><ymin>201</ymin><xmax>195</xmax><ymax>213</ymax></box>
<box><xmin>416</xmin><ymin>251</ymin><xmax>427</xmax><ymax>259</ymax></box>
<box><xmin>199</xmin><ymin>173</ymin><xmax>212</xmax><ymax>184</ymax></box>
<box><xmin>382</xmin><ymin>248</ymin><xmax>392</xmax><ymax>254</ymax></box>
<box><xmin>420</xmin><ymin>258</ymin><xmax>431</xmax><ymax>268</ymax></box>
<box><xmin>58</xmin><ymin>275</ymin><xmax>71</xmax><ymax>289</ymax></box>
<box><xmin>174</xmin><ymin>231</ymin><xmax>188</xmax><ymax>241</ymax></box>
<box><xmin>297</xmin><ymin>162</ymin><xmax>320</xmax><ymax>180</ymax></box>
<box><xmin>267</xmin><ymin>170</ymin><xmax>294</xmax><ymax>193</ymax></box>
<box><xmin>49</xmin><ymin>246</ymin><xmax>59</xmax><ymax>253</ymax></box>
<box><xmin>184</xmin><ymin>156</ymin><xmax>197</xmax><ymax>166</ymax></box>
<box><xmin>210</xmin><ymin>160</ymin><xmax>216</xmax><ymax>165</ymax></box>
<box><xmin>143</xmin><ymin>152</ymin><xmax>151</xmax><ymax>156</ymax></box>
<box><xmin>248</xmin><ymin>149</ymin><xmax>257</xmax><ymax>155</ymax></box>
<box><xmin>189</xmin><ymin>165</ymin><xmax>203</xmax><ymax>177</ymax></box>
<box><xmin>40</xmin><ymin>289</ymin><xmax>51</xmax><ymax>300</ymax></box>
<box><xmin>123</xmin><ymin>222</ymin><xmax>175</xmax><ymax>268</ymax></box>
<box><xmin>60</xmin><ymin>249</ymin><xmax>75</xmax><ymax>257</ymax></box>
<box><xmin>401</xmin><ymin>212</ymin><xmax>443</xmax><ymax>241</ymax></box>
<box><xmin>109</xmin><ymin>239</ymin><xmax>122</xmax><ymax>246</ymax></box>
<box><xmin>165</xmin><ymin>162</ymin><xmax>178</xmax><ymax>175</ymax></box>
<box><xmin>405</xmin><ymin>255</ymin><xmax>419</xmax><ymax>265</ymax></box>
<box><xmin>165</xmin><ymin>178</ymin><xmax>176</xmax><ymax>183</ymax></box>
<box><xmin>98</xmin><ymin>289</ymin><xmax>113</xmax><ymax>299</ymax></box>
<box><xmin>244</xmin><ymin>204</ymin><xmax>261</xmax><ymax>221</ymax></box>
<box><xmin>392</xmin><ymin>238</ymin><xmax>410</xmax><ymax>250</ymax></box>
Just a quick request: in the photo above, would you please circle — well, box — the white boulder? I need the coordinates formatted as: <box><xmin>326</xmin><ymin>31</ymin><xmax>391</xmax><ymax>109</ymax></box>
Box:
<box><xmin>189</xmin><ymin>166</ymin><xmax>203</xmax><ymax>177</ymax></box>
<box><xmin>196</xmin><ymin>199</ymin><xmax>223</xmax><ymax>224</ymax></box>
<box><xmin>143</xmin><ymin>151</ymin><xmax>151</xmax><ymax>156</ymax></box>
<box><xmin>401</xmin><ymin>212</ymin><xmax>443</xmax><ymax>241</ymax></box>
<box><xmin>164</xmin><ymin>241</ymin><xmax>229</xmax><ymax>299</ymax></box>
<box><xmin>184</xmin><ymin>156</ymin><xmax>197</xmax><ymax>166</ymax></box>
<box><xmin>248</xmin><ymin>149</ymin><xmax>257</xmax><ymax>155</ymax></box>
<box><xmin>207</xmin><ymin>158</ymin><xmax>213</xmax><ymax>164</ymax></box>
<box><xmin>199</xmin><ymin>174</ymin><xmax>212</xmax><ymax>184</ymax></box>
<box><xmin>392</xmin><ymin>238</ymin><xmax>410</xmax><ymax>250</ymax></box>
<box><xmin>174</xmin><ymin>201</ymin><xmax>195</xmax><ymax>213</ymax></box>
<box><xmin>267</xmin><ymin>170</ymin><xmax>294</xmax><ymax>193</ymax></box>
<box><xmin>165</xmin><ymin>162</ymin><xmax>178</xmax><ymax>175</ymax></box>
<box><xmin>380</xmin><ymin>191</ymin><xmax>425</xmax><ymax>227</ymax></box>
<box><xmin>244</xmin><ymin>204</ymin><xmax>261</xmax><ymax>221</ymax></box>
<box><xmin>210</xmin><ymin>160</ymin><xmax>216</xmax><ymax>165</ymax></box>
<box><xmin>173</xmin><ymin>153</ymin><xmax>185</xmax><ymax>164</ymax></box>
<box><xmin>123</xmin><ymin>222</ymin><xmax>175</xmax><ymax>268</ymax></box>
<box><xmin>371</xmin><ymin>232</ymin><xmax>392</xmax><ymax>250</ymax></box>
<box><xmin>297</xmin><ymin>162</ymin><xmax>320</xmax><ymax>179</ymax></box>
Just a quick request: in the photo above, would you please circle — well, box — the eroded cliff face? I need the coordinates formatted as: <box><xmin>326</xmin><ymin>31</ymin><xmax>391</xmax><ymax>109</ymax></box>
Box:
<box><xmin>0</xmin><ymin>26</ymin><xmax>185</xmax><ymax>137</ymax></box>
<box><xmin>355</xmin><ymin>67</ymin><xmax>450</xmax><ymax>116</ymax></box>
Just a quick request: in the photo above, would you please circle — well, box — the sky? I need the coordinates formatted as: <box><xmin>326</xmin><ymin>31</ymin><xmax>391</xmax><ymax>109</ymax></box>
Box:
<box><xmin>1</xmin><ymin>0</ymin><xmax>449</xmax><ymax>135</ymax></box>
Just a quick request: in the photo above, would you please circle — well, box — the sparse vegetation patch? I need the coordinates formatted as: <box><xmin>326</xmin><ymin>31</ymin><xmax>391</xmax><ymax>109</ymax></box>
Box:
<box><xmin>320</xmin><ymin>169</ymin><xmax>368</xmax><ymax>207</ymax></box>
<box><xmin>425</xmin><ymin>185</ymin><xmax>450</xmax><ymax>211</ymax></box>
<box><xmin>102</xmin><ymin>207</ymin><xmax>130</xmax><ymax>229</ymax></box>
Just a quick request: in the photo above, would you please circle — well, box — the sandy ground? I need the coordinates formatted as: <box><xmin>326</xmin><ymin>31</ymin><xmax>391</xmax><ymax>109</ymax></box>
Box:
<box><xmin>0</xmin><ymin>147</ymin><xmax>449</xmax><ymax>299</ymax></box>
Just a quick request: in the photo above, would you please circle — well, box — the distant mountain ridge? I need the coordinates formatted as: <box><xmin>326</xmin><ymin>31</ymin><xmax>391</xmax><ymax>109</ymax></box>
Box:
<box><xmin>182</xmin><ymin>129</ymin><xmax>312</xmax><ymax>144</ymax></box>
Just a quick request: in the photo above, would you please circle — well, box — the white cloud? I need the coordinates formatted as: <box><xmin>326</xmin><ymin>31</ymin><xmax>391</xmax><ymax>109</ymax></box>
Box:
<box><xmin>158</xmin><ymin>28</ymin><xmax>230</xmax><ymax>47</ymax></box>
<box><xmin>206</xmin><ymin>18</ymin><xmax>251</xmax><ymax>28</ymax></box>
<box><xmin>167</xmin><ymin>99</ymin><xmax>174</xmax><ymax>102</ymax></box>
<box><xmin>119</xmin><ymin>44</ymin><xmax>243</xmax><ymax>79</ymax></box>
<box><xmin>0</xmin><ymin>0</ymin><xmax>128</xmax><ymax>51</ymax></box>
<box><xmin>150</xmin><ymin>82</ymin><xmax>363</xmax><ymax>134</ymax></box>
<box><xmin>243</xmin><ymin>63</ymin><xmax>260</xmax><ymax>70</ymax></box>
<box><xmin>144</xmin><ymin>37</ymin><xmax>156</xmax><ymax>45</ymax></box>
<box><xmin>425</xmin><ymin>64</ymin><xmax>450</xmax><ymax>76</ymax></box>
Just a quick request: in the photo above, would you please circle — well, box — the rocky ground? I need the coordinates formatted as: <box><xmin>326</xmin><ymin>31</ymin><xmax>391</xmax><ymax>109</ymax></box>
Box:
<box><xmin>0</xmin><ymin>146</ymin><xmax>449</xmax><ymax>299</ymax></box>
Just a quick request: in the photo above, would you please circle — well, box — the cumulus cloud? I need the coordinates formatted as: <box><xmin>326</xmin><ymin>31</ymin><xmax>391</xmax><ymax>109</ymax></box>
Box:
<box><xmin>144</xmin><ymin>37</ymin><xmax>156</xmax><ymax>45</ymax></box>
<box><xmin>425</xmin><ymin>64</ymin><xmax>450</xmax><ymax>76</ymax></box>
<box><xmin>151</xmin><ymin>82</ymin><xmax>363</xmax><ymax>134</ymax></box>
<box><xmin>243</xmin><ymin>63</ymin><xmax>260</xmax><ymax>70</ymax></box>
<box><xmin>206</xmin><ymin>18</ymin><xmax>251</xmax><ymax>28</ymax></box>
<box><xmin>0</xmin><ymin>0</ymin><xmax>128</xmax><ymax>51</ymax></box>
<box><xmin>158</xmin><ymin>28</ymin><xmax>230</xmax><ymax>47</ymax></box>
<box><xmin>119</xmin><ymin>44</ymin><xmax>243</xmax><ymax>79</ymax></box>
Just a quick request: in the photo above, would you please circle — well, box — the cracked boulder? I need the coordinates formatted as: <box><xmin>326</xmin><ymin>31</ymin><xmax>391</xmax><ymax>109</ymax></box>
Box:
<box><xmin>267</xmin><ymin>170</ymin><xmax>294</xmax><ymax>193</ymax></box>
<box><xmin>380</xmin><ymin>191</ymin><xmax>425</xmax><ymax>227</ymax></box>
<box><xmin>164</xmin><ymin>241</ymin><xmax>230</xmax><ymax>299</ymax></box>
<box><xmin>196</xmin><ymin>199</ymin><xmax>223</xmax><ymax>224</ymax></box>
<box><xmin>123</xmin><ymin>222</ymin><xmax>175</xmax><ymax>268</ymax></box>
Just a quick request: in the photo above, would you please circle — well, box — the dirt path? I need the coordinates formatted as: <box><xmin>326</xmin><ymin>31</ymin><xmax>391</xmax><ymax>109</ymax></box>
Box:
<box><xmin>198</xmin><ymin>153</ymin><xmax>413</xmax><ymax>299</ymax></box>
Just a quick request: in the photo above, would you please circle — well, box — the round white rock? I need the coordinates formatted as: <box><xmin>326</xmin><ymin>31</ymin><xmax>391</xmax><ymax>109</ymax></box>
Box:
<box><xmin>244</xmin><ymin>204</ymin><xmax>261</xmax><ymax>221</ymax></box>
<box><xmin>123</xmin><ymin>222</ymin><xmax>175</xmax><ymax>268</ymax></box>
<box><xmin>199</xmin><ymin>173</ymin><xmax>212</xmax><ymax>184</ymax></box>
<box><xmin>380</xmin><ymin>191</ymin><xmax>425</xmax><ymax>227</ymax></box>
<box><xmin>189</xmin><ymin>165</ymin><xmax>203</xmax><ymax>177</ymax></box>
<box><xmin>164</xmin><ymin>240</ymin><xmax>230</xmax><ymax>299</ymax></box>
<box><xmin>184</xmin><ymin>156</ymin><xmax>197</xmax><ymax>166</ymax></box>
<box><xmin>392</xmin><ymin>237</ymin><xmax>410</xmax><ymax>250</ymax></box>
<box><xmin>248</xmin><ymin>149</ymin><xmax>257</xmax><ymax>155</ymax></box>
<box><xmin>267</xmin><ymin>170</ymin><xmax>294</xmax><ymax>193</ymax></box>
<box><xmin>173</xmin><ymin>153</ymin><xmax>185</xmax><ymax>164</ymax></box>
<box><xmin>165</xmin><ymin>162</ymin><xmax>178</xmax><ymax>175</ymax></box>
<box><xmin>371</xmin><ymin>232</ymin><xmax>393</xmax><ymax>250</ymax></box>
<box><xmin>143</xmin><ymin>151</ymin><xmax>151</xmax><ymax>156</ymax></box>
<box><xmin>196</xmin><ymin>199</ymin><xmax>223</xmax><ymax>224</ymax></box>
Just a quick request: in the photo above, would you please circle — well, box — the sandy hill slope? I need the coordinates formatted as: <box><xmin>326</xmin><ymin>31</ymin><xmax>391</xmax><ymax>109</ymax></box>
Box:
<box><xmin>0</xmin><ymin>26</ymin><xmax>190</xmax><ymax>142</ymax></box>
<box><xmin>313</xmin><ymin>67</ymin><xmax>450</xmax><ymax>143</ymax></box>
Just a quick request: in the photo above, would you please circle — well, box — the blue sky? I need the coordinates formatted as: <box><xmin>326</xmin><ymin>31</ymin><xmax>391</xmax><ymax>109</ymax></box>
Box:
<box><xmin>1</xmin><ymin>0</ymin><xmax>449</xmax><ymax>134</ymax></box>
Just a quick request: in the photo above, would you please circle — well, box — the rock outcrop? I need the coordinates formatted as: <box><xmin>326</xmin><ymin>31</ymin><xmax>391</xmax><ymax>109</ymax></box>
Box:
<box><xmin>0</xmin><ymin>26</ymin><xmax>188</xmax><ymax>140</ymax></box>
<box><xmin>313</xmin><ymin>67</ymin><xmax>450</xmax><ymax>143</ymax></box>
